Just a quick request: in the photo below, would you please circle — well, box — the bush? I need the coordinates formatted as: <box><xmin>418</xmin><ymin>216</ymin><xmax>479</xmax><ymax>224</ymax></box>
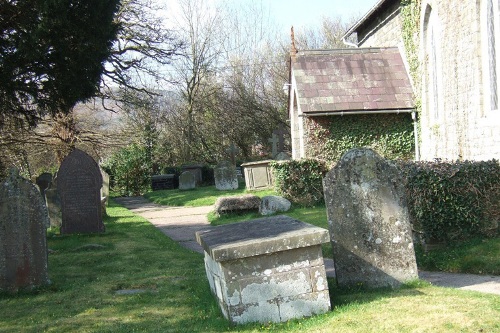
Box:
<box><xmin>103</xmin><ymin>143</ymin><xmax>152</xmax><ymax>196</ymax></box>
<box><xmin>270</xmin><ymin>159</ymin><xmax>327</xmax><ymax>206</ymax></box>
<box><xmin>398</xmin><ymin>159</ymin><xmax>500</xmax><ymax>242</ymax></box>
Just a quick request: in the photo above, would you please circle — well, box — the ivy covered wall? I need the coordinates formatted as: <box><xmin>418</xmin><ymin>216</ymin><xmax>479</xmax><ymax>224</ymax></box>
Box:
<box><xmin>305</xmin><ymin>113</ymin><xmax>415</xmax><ymax>166</ymax></box>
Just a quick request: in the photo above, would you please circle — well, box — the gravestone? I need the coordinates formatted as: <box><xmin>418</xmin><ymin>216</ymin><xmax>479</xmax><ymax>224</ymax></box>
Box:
<box><xmin>0</xmin><ymin>169</ymin><xmax>50</xmax><ymax>292</ymax></box>
<box><xmin>241</xmin><ymin>160</ymin><xmax>273</xmax><ymax>190</ymax></box>
<box><xmin>45</xmin><ymin>175</ymin><xmax>62</xmax><ymax>228</ymax></box>
<box><xmin>100</xmin><ymin>168</ymin><xmax>110</xmax><ymax>206</ymax></box>
<box><xmin>273</xmin><ymin>124</ymin><xmax>287</xmax><ymax>154</ymax></box>
<box><xmin>225</xmin><ymin>143</ymin><xmax>240</xmax><ymax>165</ymax></box>
<box><xmin>196</xmin><ymin>215</ymin><xmax>331</xmax><ymax>324</ymax></box>
<box><xmin>275</xmin><ymin>152</ymin><xmax>291</xmax><ymax>161</ymax></box>
<box><xmin>323</xmin><ymin>148</ymin><xmax>417</xmax><ymax>289</ymax></box>
<box><xmin>268</xmin><ymin>134</ymin><xmax>278</xmax><ymax>158</ymax></box>
<box><xmin>181</xmin><ymin>164</ymin><xmax>203</xmax><ymax>185</ymax></box>
<box><xmin>214</xmin><ymin>161</ymin><xmax>238</xmax><ymax>190</ymax></box>
<box><xmin>179</xmin><ymin>171</ymin><xmax>196</xmax><ymax>190</ymax></box>
<box><xmin>57</xmin><ymin>149</ymin><xmax>105</xmax><ymax>234</ymax></box>
<box><xmin>35</xmin><ymin>172</ymin><xmax>52</xmax><ymax>200</ymax></box>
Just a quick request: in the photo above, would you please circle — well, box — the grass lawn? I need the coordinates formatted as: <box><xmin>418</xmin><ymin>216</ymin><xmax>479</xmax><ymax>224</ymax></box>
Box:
<box><xmin>1</xmin><ymin>201</ymin><xmax>499</xmax><ymax>332</ymax></box>
<box><xmin>144</xmin><ymin>185</ymin><xmax>276</xmax><ymax>207</ymax></box>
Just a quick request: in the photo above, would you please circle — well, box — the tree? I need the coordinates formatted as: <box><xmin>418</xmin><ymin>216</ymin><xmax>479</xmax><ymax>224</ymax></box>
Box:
<box><xmin>0</xmin><ymin>0</ymin><xmax>121</xmax><ymax>126</ymax></box>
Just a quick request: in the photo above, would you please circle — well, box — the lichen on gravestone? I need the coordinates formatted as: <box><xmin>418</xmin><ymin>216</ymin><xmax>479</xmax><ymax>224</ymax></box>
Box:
<box><xmin>323</xmin><ymin>148</ymin><xmax>418</xmax><ymax>289</ymax></box>
<box><xmin>0</xmin><ymin>169</ymin><xmax>50</xmax><ymax>293</ymax></box>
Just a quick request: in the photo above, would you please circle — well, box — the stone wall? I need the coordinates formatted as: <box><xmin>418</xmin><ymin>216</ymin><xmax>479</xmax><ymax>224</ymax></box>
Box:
<box><xmin>357</xmin><ymin>0</ymin><xmax>500</xmax><ymax>161</ymax></box>
<box><xmin>357</xmin><ymin>0</ymin><xmax>403</xmax><ymax>47</ymax></box>
<box><xmin>418</xmin><ymin>0</ymin><xmax>500</xmax><ymax>161</ymax></box>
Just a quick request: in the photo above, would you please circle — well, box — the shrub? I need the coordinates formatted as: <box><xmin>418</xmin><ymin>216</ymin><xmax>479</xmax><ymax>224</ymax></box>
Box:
<box><xmin>270</xmin><ymin>159</ymin><xmax>327</xmax><ymax>206</ymax></box>
<box><xmin>398</xmin><ymin>159</ymin><xmax>500</xmax><ymax>242</ymax></box>
<box><xmin>103</xmin><ymin>143</ymin><xmax>152</xmax><ymax>196</ymax></box>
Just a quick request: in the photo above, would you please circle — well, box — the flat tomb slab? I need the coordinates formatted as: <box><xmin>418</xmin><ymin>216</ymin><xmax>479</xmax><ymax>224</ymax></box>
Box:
<box><xmin>196</xmin><ymin>215</ymin><xmax>331</xmax><ymax>324</ymax></box>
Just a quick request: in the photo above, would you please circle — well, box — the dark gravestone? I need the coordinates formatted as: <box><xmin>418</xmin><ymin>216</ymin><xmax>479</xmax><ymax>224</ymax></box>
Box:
<box><xmin>323</xmin><ymin>148</ymin><xmax>417</xmax><ymax>289</ymax></box>
<box><xmin>57</xmin><ymin>149</ymin><xmax>104</xmax><ymax>234</ymax></box>
<box><xmin>151</xmin><ymin>174</ymin><xmax>176</xmax><ymax>190</ymax></box>
<box><xmin>35</xmin><ymin>172</ymin><xmax>52</xmax><ymax>199</ymax></box>
<box><xmin>0</xmin><ymin>169</ymin><xmax>50</xmax><ymax>292</ymax></box>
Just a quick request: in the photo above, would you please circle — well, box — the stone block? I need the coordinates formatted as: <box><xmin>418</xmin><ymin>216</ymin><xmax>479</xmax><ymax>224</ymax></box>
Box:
<box><xmin>196</xmin><ymin>216</ymin><xmax>331</xmax><ymax>324</ymax></box>
<box><xmin>213</xmin><ymin>194</ymin><xmax>260</xmax><ymax>215</ymax></box>
<box><xmin>259</xmin><ymin>195</ymin><xmax>291</xmax><ymax>215</ymax></box>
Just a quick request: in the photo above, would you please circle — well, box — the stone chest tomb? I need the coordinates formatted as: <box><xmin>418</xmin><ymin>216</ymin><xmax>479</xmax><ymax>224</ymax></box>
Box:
<box><xmin>196</xmin><ymin>215</ymin><xmax>331</xmax><ymax>324</ymax></box>
<box><xmin>241</xmin><ymin>160</ymin><xmax>273</xmax><ymax>190</ymax></box>
<box><xmin>57</xmin><ymin>149</ymin><xmax>105</xmax><ymax>234</ymax></box>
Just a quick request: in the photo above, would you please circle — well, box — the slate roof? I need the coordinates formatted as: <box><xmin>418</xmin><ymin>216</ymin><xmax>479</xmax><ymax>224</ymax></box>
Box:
<box><xmin>291</xmin><ymin>47</ymin><xmax>415</xmax><ymax>114</ymax></box>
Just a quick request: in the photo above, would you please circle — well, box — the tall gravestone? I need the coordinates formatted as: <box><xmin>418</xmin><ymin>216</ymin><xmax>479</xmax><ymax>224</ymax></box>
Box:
<box><xmin>57</xmin><ymin>149</ymin><xmax>105</xmax><ymax>234</ymax></box>
<box><xmin>323</xmin><ymin>148</ymin><xmax>417</xmax><ymax>289</ymax></box>
<box><xmin>215</xmin><ymin>161</ymin><xmax>238</xmax><ymax>190</ymax></box>
<box><xmin>0</xmin><ymin>169</ymin><xmax>50</xmax><ymax>292</ymax></box>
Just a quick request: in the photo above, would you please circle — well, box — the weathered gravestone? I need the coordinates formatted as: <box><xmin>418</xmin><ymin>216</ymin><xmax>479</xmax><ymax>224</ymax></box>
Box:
<box><xmin>100</xmin><ymin>168</ymin><xmax>110</xmax><ymax>205</ymax></box>
<box><xmin>35</xmin><ymin>172</ymin><xmax>52</xmax><ymax>200</ymax></box>
<box><xmin>179</xmin><ymin>171</ymin><xmax>196</xmax><ymax>190</ymax></box>
<box><xmin>0</xmin><ymin>170</ymin><xmax>50</xmax><ymax>292</ymax></box>
<box><xmin>214</xmin><ymin>161</ymin><xmax>238</xmax><ymax>190</ymax></box>
<box><xmin>181</xmin><ymin>164</ymin><xmax>203</xmax><ymax>185</ymax></box>
<box><xmin>323</xmin><ymin>148</ymin><xmax>417</xmax><ymax>289</ymax></box>
<box><xmin>196</xmin><ymin>215</ymin><xmax>331</xmax><ymax>324</ymax></box>
<box><xmin>45</xmin><ymin>175</ymin><xmax>62</xmax><ymax>228</ymax></box>
<box><xmin>57</xmin><ymin>149</ymin><xmax>105</xmax><ymax>234</ymax></box>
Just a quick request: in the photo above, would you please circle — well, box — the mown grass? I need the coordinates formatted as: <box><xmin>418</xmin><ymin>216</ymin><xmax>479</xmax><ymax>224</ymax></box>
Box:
<box><xmin>1</xmin><ymin>201</ymin><xmax>499</xmax><ymax>332</ymax></box>
<box><xmin>416</xmin><ymin>237</ymin><xmax>500</xmax><ymax>275</ymax></box>
<box><xmin>144</xmin><ymin>185</ymin><xmax>276</xmax><ymax>207</ymax></box>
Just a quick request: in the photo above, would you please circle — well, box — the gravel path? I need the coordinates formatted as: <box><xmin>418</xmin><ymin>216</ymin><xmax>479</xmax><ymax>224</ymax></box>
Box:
<box><xmin>114</xmin><ymin>196</ymin><xmax>500</xmax><ymax>296</ymax></box>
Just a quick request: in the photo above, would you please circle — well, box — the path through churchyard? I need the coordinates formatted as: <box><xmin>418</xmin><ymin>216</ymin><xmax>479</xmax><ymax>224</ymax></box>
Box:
<box><xmin>113</xmin><ymin>196</ymin><xmax>500</xmax><ymax>295</ymax></box>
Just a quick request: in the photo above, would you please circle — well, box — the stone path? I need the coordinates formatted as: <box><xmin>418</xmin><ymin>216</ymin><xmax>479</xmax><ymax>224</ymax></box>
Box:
<box><xmin>113</xmin><ymin>196</ymin><xmax>500</xmax><ymax>296</ymax></box>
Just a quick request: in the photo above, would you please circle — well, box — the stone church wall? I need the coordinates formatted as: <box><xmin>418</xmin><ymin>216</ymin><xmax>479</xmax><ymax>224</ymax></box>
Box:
<box><xmin>357</xmin><ymin>0</ymin><xmax>500</xmax><ymax>161</ymax></box>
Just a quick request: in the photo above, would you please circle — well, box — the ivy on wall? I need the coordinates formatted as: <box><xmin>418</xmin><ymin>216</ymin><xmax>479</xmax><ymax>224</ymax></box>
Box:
<box><xmin>307</xmin><ymin>114</ymin><xmax>415</xmax><ymax>165</ymax></box>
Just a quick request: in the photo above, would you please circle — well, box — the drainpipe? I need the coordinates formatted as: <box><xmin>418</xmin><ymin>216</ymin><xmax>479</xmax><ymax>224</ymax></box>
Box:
<box><xmin>412</xmin><ymin>111</ymin><xmax>420</xmax><ymax>161</ymax></box>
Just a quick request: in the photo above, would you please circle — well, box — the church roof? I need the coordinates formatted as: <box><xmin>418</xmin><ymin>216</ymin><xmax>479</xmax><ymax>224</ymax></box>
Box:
<box><xmin>291</xmin><ymin>47</ymin><xmax>415</xmax><ymax>114</ymax></box>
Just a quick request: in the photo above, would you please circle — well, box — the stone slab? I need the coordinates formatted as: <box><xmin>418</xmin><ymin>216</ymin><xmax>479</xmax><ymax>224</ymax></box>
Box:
<box><xmin>196</xmin><ymin>215</ymin><xmax>329</xmax><ymax>262</ymax></box>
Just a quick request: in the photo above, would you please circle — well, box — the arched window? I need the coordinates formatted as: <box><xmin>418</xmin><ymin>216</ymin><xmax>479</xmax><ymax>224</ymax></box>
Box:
<box><xmin>483</xmin><ymin>0</ymin><xmax>500</xmax><ymax>111</ymax></box>
<box><xmin>423</xmin><ymin>5</ymin><xmax>442</xmax><ymax>121</ymax></box>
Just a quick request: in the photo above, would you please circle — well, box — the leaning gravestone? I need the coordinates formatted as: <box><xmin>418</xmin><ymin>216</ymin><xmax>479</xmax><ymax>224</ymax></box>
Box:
<box><xmin>0</xmin><ymin>169</ymin><xmax>50</xmax><ymax>292</ymax></box>
<box><xmin>179</xmin><ymin>171</ymin><xmax>196</xmax><ymax>190</ymax></box>
<box><xmin>323</xmin><ymin>148</ymin><xmax>417</xmax><ymax>289</ymax></box>
<box><xmin>57</xmin><ymin>149</ymin><xmax>105</xmax><ymax>234</ymax></box>
<box><xmin>214</xmin><ymin>161</ymin><xmax>238</xmax><ymax>190</ymax></box>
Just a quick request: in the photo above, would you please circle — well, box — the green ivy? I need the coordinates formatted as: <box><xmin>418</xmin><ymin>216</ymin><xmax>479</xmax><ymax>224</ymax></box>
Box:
<box><xmin>318</xmin><ymin>114</ymin><xmax>415</xmax><ymax>164</ymax></box>
<box><xmin>398</xmin><ymin>159</ymin><xmax>500</xmax><ymax>242</ymax></box>
<box><xmin>270</xmin><ymin>159</ymin><xmax>328</xmax><ymax>207</ymax></box>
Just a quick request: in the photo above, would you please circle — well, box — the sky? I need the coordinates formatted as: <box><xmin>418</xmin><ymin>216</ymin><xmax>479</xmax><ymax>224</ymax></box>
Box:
<box><xmin>162</xmin><ymin>0</ymin><xmax>379</xmax><ymax>33</ymax></box>
<box><xmin>267</xmin><ymin>0</ymin><xmax>378</xmax><ymax>31</ymax></box>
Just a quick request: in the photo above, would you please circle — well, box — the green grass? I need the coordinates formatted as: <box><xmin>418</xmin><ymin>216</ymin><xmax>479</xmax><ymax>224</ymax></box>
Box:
<box><xmin>1</xmin><ymin>201</ymin><xmax>499</xmax><ymax>332</ymax></box>
<box><xmin>416</xmin><ymin>237</ymin><xmax>500</xmax><ymax>275</ymax></box>
<box><xmin>144</xmin><ymin>185</ymin><xmax>276</xmax><ymax>207</ymax></box>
